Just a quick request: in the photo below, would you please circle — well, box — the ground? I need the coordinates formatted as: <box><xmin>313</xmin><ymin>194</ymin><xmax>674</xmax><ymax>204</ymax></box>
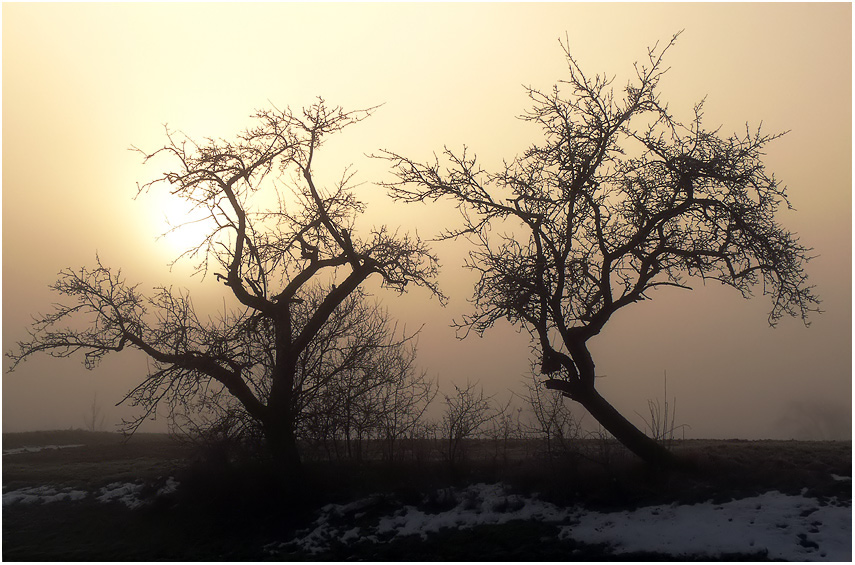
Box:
<box><xmin>2</xmin><ymin>430</ymin><xmax>851</xmax><ymax>560</ymax></box>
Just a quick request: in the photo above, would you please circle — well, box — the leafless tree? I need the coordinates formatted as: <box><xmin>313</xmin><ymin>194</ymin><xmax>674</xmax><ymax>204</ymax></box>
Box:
<box><xmin>441</xmin><ymin>380</ymin><xmax>499</xmax><ymax>467</ymax></box>
<box><xmin>7</xmin><ymin>100</ymin><xmax>443</xmax><ymax>483</ymax></box>
<box><xmin>295</xmin><ymin>289</ymin><xmax>436</xmax><ymax>463</ymax></box>
<box><xmin>379</xmin><ymin>33</ymin><xmax>819</xmax><ymax>467</ymax></box>
<box><xmin>164</xmin><ymin>286</ymin><xmax>435</xmax><ymax>466</ymax></box>
<box><xmin>486</xmin><ymin>400</ymin><xmax>524</xmax><ymax>465</ymax></box>
<box><xmin>524</xmin><ymin>373</ymin><xmax>583</xmax><ymax>458</ymax></box>
<box><xmin>372</xmin><ymin>348</ymin><xmax>437</xmax><ymax>463</ymax></box>
<box><xmin>83</xmin><ymin>393</ymin><xmax>107</xmax><ymax>432</ymax></box>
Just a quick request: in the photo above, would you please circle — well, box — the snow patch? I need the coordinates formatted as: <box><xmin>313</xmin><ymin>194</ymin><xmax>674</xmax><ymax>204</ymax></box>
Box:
<box><xmin>96</xmin><ymin>482</ymin><xmax>147</xmax><ymax>509</ymax></box>
<box><xmin>156</xmin><ymin>476</ymin><xmax>180</xmax><ymax>496</ymax></box>
<box><xmin>2</xmin><ymin>485</ymin><xmax>87</xmax><ymax>506</ymax></box>
<box><xmin>561</xmin><ymin>491</ymin><xmax>851</xmax><ymax>561</ymax></box>
<box><xmin>375</xmin><ymin>483</ymin><xmax>569</xmax><ymax>540</ymax></box>
<box><xmin>95</xmin><ymin>478</ymin><xmax>179</xmax><ymax>508</ymax></box>
<box><xmin>273</xmin><ymin>483</ymin><xmax>569</xmax><ymax>555</ymax></box>
<box><xmin>3</xmin><ymin>444</ymin><xmax>85</xmax><ymax>456</ymax></box>
<box><xmin>3</xmin><ymin>477</ymin><xmax>180</xmax><ymax>509</ymax></box>
<box><xmin>269</xmin><ymin>484</ymin><xmax>851</xmax><ymax>561</ymax></box>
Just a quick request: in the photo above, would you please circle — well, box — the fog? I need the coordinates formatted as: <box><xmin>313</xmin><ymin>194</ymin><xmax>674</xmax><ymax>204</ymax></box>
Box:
<box><xmin>3</xmin><ymin>3</ymin><xmax>851</xmax><ymax>440</ymax></box>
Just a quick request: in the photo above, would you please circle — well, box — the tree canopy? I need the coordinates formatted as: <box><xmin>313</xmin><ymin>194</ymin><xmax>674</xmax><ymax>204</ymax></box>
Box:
<box><xmin>8</xmin><ymin>100</ymin><xmax>443</xmax><ymax>477</ymax></box>
<box><xmin>379</xmin><ymin>34</ymin><xmax>820</xmax><ymax>465</ymax></box>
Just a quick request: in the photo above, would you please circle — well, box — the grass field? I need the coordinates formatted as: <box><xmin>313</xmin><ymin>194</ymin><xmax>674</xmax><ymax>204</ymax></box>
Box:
<box><xmin>2</xmin><ymin>430</ymin><xmax>851</xmax><ymax>560</ymax></box>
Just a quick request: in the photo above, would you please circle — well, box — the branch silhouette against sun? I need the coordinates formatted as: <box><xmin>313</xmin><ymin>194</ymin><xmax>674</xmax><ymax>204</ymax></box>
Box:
<box><xmin>7</xmin><ymin>99</ymin><xmax>444</xmax><ymax>480</ymax></box>
<box><xmin>378</xmin><ymin>32</ymin><xmax>820</xmax><ymax>467</ymax></box>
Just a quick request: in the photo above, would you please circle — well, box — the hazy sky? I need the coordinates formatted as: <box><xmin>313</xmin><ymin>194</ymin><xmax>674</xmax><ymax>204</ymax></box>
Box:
<box><xmin>3</xmin><ymin>3</ymin><xmax>851</xmax><ymax>440</ymax></box>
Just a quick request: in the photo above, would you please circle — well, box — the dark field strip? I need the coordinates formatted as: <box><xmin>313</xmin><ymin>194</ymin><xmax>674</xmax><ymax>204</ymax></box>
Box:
<box><xmin>2</xmin><ymin>432</ymin><xmax>850</xmax><ymax>560</ymax></box>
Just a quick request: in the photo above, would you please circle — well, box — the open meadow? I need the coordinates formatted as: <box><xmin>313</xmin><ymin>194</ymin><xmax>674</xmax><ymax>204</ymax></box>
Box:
<box><xmin>2</xmin><ymin>430</ymin><xmax>851</xmax><ymax>560</ymax></box>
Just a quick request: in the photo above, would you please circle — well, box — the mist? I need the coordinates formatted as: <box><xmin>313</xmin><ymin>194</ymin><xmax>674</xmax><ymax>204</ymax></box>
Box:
<box><xmin>3</xmin><ymin>3</ymin><xmax>851</xmax><ymax>441</ymax></box>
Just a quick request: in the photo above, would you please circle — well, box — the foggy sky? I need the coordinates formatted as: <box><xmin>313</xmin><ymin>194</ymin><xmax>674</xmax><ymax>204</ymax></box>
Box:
<box><xmin>3</xmin><ymin>3</ymin><xmax>851</xmax><ymax>440</ymax></box>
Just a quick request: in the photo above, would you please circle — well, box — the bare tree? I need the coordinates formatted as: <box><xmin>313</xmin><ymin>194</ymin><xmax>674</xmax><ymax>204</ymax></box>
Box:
<box><xmin>524</xmin><ymin>373</ymin><xmax>583</xmax><ymax>459</ymax></box>
<box><xmin>167</xmin><ymin>287</ymin><xmax>435</xmax><ymax>465</ymax></box>
<box><xmin>7</xmin><ymin>100</ymin><xmax>443</xmax><ymax>483</ymax></box>
<box><xmin>441</xmin><ymin>380</ymin><xmax>498</xmax><ymax>467</ymax></box>
<box><xmin>83</xmin><ymin>393</ymin><xmax>107</xmax><ymax>432</ymax></box>
<box><xmin>486</xmin><ymin>399</ymin><xmax>524</xmax><ymax>465</ymax></box>
<box><xmin>371</xmin><ymin>344</ymin><xmax>437</xmax><ymax>463</ymax></box>
<box><xmin>296</xmin><ymin>289</ymin><xmax>436</xmax><ymax>463</ymax></box>
<box><xmin>380</xmin><ymin>33</ymin><xmax>819</xmax><ymax>467</ymax></box>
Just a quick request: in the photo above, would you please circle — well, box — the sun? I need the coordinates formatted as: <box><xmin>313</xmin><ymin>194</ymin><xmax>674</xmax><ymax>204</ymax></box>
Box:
<box><xmin>142</xmin><ymin>195</ymin><xmax>219</xmax><ymax>263</ymax></box>
<box><xmin>160</xmin><ymin>214</ymin><xmax>216</xmax><ymax>257</ymax></box>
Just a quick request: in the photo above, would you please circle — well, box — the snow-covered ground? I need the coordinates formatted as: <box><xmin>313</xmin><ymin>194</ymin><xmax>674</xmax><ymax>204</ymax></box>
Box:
<box><xmin>4</xmin><ymin>475</ymin><xmax>849</xmax><ymax>560</ymax></box>
<box><xmin>3</xmin><ymin>444</ymin><xmax>85</xmax><ymax>455</ymax></box>
<box><xmin>2</xmin><ymin>477</ymin><xmax>179</xmax><ymax>509</ymax></box>
<box><xmin>562</xmin><ymin>489</ymin><xmax>850</xmax><ymax>561</ymax></box>
<box><xmin>270</xmin><ymin>482</ymin><xmax>851</xmax><ymax>561</ymax></box>
<box><xmin>95</xmin><ymin>478</ymin><xmax>180</xmax><ymax>509</ymax></box>
<box><xmin>2</xmin><ymin>485</ymin><xmax>88</xmax><ymax>505</ymax></box>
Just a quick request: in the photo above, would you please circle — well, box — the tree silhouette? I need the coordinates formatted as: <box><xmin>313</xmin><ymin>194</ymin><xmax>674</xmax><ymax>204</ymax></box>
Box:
<box><xmin>83</xmin><ymin>393</ymin><xmax>107</xmax><ymax>432</ymax></box>
<box><xmin>380</xmin><ymin>34</ymin><xmax>820</xmax><ymax>467</ymax></box>
<box><xmin>7</xmin><ymin>100</ymin><xmax>443</xmax><ymax>482</ymax></box>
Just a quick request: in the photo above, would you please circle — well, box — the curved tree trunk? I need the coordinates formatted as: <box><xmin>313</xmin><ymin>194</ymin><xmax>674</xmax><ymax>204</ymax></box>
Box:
<box><xmin>575</xmin><ymin>387</ymin><xmax>679</xmax><ymax>468</ymax></box>
<box><xmin>545</xmin><ymin>377</ymin><xmax>680</xmax><ymax>469</ymax></box>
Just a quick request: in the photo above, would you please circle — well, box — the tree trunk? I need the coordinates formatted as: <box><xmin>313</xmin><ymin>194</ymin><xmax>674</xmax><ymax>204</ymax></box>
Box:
<box><xmin>574</xmin><ymin>386</ymin><xmax>680</xmax><ymax>469</ymax></box>
<box><xmin>266</xmin><ymin>304</ymin><xmax>305</xmax><ymax>490</ymax></box>
<box><xmin>264</xmin><ymin>419</ymin><xmax>304</xmax><ymax>489</ymax></box>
